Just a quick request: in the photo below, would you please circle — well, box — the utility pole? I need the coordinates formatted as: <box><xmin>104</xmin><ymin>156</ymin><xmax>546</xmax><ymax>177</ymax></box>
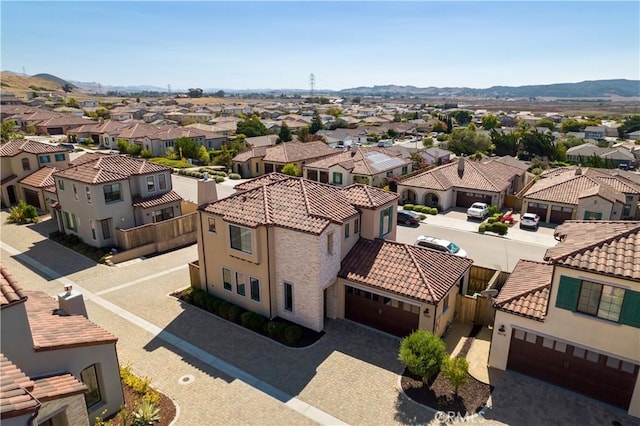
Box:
<box><xmin>167</xmin><ymin>84</ymin><xmax>171</xmax><ymax>96</ymax></box>
<box><xmin>309</xmin><ymin>73</ymin><xmax>315</xmax><ymax>98</ymax></box>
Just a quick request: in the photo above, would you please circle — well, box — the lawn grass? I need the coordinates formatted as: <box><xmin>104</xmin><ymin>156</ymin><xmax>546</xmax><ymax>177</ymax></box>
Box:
<box><xmin>149</xmin><ymin>157</ymin><xmax>192</xmax><ymax>168</ymax></box>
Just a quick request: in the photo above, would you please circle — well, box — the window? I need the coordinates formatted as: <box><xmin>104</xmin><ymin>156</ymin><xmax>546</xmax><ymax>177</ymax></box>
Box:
<box><xmin>90</xmin><ymin>220</ymin><xmax>96</xmax><ymax>240</ymax></box>
<box><xmin>39</xmin><ymin>155</ymin><xmax>51</xmax><ymax>164</ymax></box>
<box><xmin>229</xmin><ymin>224</ymin><xmax>252</xmax><ymax>254</ymax></box>
<box><xmin>103</xmin><ymin>183</ymin><xmax>122</xmax><ymax>204</ymax></box>
<box><xmin>100</xmin><ymin>219</ymin><xmax>111</xmax><ymax>240</ymax></box>
<box><xmin>354</xmin><ymin>218</ymin><xmax>360</xmax><ymax>234</ymax></box>
<box><xmin>85</xmin><ymin>186</ymin><xmax>91</xmax><ymax>204</ymax></box>
<box><xmin>443</xmin><ymin>293</ymin><xmax>450</xmax><ymax>312</ymax></box>
<box><xmin>147</xmin><ymin>176</ymin><xmax>155</xmax><ymax>192</ymax></box>
<box><xmin>583</xmin><ymin>211</ymin><xmax>603</xmax><ymax>220</ymax></box>
<box><xmin>577</xmin><ymin>281</ymin><xmax>624</xmax><ymax>322</ymax></box>
<box><xmin>63</xmin><ymin>211</ymin><xmax>77</xmax><ymax>232</ymax></box>
<box><xmin>554</xmin><ymin>341</ymin><xmax>567</xmax><ymax>353</ymax></box>
<box><xmin>222</xmin><ymin>268</ymin><xmax>232</xmax><ymax>291</ymax></box>
<box><xmin>542</xmin><ymin>337</ymin><xmax>554</xmax><ymax>349</ymax></box>
<box><xmin>344</xmin><ymin>223</ymin><xmax>350</xmax><ymax>239</ymax></box>
<box><xmin>21</xmin><ymin>158</ymin><xmax>31</xmax><ymax>171</ymax></box>
<box><xmin>573</xmin><ymin>347</ymin><xmax>585</xmax><ymax>358</ymax></box>
<box><xmin>514</xmin><ymin>329</ymin><xmax>525</xmax><ymax>340</ymax></box>
<box><xmin>73</xmin><ymin>184</ymin><xmax>78</xmax><ymax>200</ymax></box>
<box><xmin>402</xmin><ymin>166</ymin><xmax>408</xmax><ymax>175</ymax></box>
<box><xmin>55</xmin><ymin>153</ymin><xmax>65</xmax><ymax>161</ymax></box>
<box><xmin>208</xmin><ymin>217</ymin><xmax>216</xmax><ymax>233</ymax></box>
<box><xmin>284</xmin><ymin>282</ymin><xmax>293</xmax><ymax>312</ymax></box>
<box><xmin>255</xmin><ymin>163</ymin><xmax>259</xmax><ymax>173</ymax></box>
<box><xmin>152</xmin><ymin>207</ymin><xmax>174</xmax><ymax>223</ymax></box>
<box><xmin>250</xmin><ymin>277</ymin><xmax>260</xmax><ymax>301</ymax></box>
<box><xmin>332</xmin><ymin>172</ymin><xmax>343</xmax><ymax>185</ymax></box>
<box><xmin>80</xmin><ymin>364</ymin><xmax>102</xmax><ymax>408</ymax></box>
<box><xmin>379</xmin><ymin>206</ymin><xmax>392</xmax><ymax>238</ymax></box>
<box><xmin>57</xmin><ymin>179</ymin><xmax>64</xmax><ymax>190</ymax></box>
<box><xmin>158</xmin><ymin>174</ymin><xmax>167</xmax><ymax>190</ymax></box>
<box><xmin>236</xmin><ymin>272</ymin><xmax>246</xmax><ymax>296</ymax></box>
<box><xmin>327</xmin><ymin>232</ymin><xmax>334</xmax><ymax>255</ymax></box>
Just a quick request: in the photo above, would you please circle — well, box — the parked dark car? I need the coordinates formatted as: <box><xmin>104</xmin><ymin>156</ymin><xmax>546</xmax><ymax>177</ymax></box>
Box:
<box><xmin>397</xmin><ymin>210</ymin><xmax>421</xmax><ymax>226</ymax></box>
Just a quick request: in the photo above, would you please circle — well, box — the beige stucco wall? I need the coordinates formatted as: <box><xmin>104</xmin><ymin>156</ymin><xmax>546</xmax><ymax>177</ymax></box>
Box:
<box><xmin>37</xmin><ymin>394</ymin><xmax>89</xmax><ymax>426</ymax></box>
<box><xmin>358</xmin><ymin>201</ymin><xmax>397</xmax><ymax>241</ymax></box>
<box><xmin>197</xmin><ymin>212</ymin><xmax>271</xmax><ymax>318</ymax></box>
<box><xmin>397</xmin><ymin>185</ymin><xmax>451</xmax><ymax>210</ymax></box>
<box><xmin>575</xmin><ymin>195</ymin><xmax>614</xmax><ymax>220</ymax></box>
<box><xmin>339</xmin><ymin>216</ymin><xmax>361</xmax><ymax>259</ymax></box>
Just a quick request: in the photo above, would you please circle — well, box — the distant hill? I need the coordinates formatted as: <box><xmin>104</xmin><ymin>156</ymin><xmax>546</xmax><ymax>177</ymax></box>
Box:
<box><xmin>339</xmin><ymin>79</ymin><xmax>640</xmax><ymax>98</ymax></box>
<box><xmin>0</xmin><ymin>72</ymin><xmax>64</xmax><ymax>94</ymax></box>
<box><xmin>70</xmin><ymin>80</ymin><xmax>169</xmax><ymax>93</ymax></box>
<box><xmin>32</xmin><ymin>73</ymin><xmax>76</xmax><ymax>89</ymax></box>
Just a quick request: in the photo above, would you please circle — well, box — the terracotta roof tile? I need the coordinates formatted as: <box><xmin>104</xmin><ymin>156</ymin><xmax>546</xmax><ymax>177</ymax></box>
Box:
<box><xmin>132</xmin><ymin>190</ymin><xmax>182</xmax><ymax>208</ymax></box>
<box><xmin>24</xmin><ymin>291</ymin><xmax>117</xmax><ymax>351</ymax></box>
<box><xmin>203</xmin><ymin>175</ymin><xmax>358</xmax><ymax>234</ymax></box>
<box><xmin>401</xmin><ymin>157</ymin><xmax>522</xmax><ymax>192</ymax></box>
<box><xmin>526</xmin><ymin>168</ymin><xmax>628</xmax><ymax>205</ymax></box>
<box><xmin>0</xmin><ymin>354</ymin><xmax>38</xmax><ymax>419</ymax></box>
<box><xmin>234</xmin><ymin>141</ymin><xmax>335</xmax><ymax>164</ymax></box>
<box><xmin>494</xmin><ymin>260</ymin><xmax>552</xmax><ymax>321</ymax></box>
<box><xmin>31</xmin><ymin>374</ymin><xmax>86</xmax><ymax>402</ymax></box>
<box><xmin>342</xmin><ymin>184</ymin><xmax>398</xmax><ymax>209</ymax></box>
<box><xmin>19</xmin><ymin>166</ymin><xmax>59</xmax><ymax>188</ymax></box>
<box><xmin>339</xmin><ymin>239</ymin><xmax>473</xmax><ymax>303</ymax></box>
<box><xmin>545</xmin><ymin>220</ymin><xmax>640</xmax><ymax>281</ymax></box>
<box><xmin>233</xmin><ymin>172</ymin><xmax>290</xmax><ymax>191</ymax></box>
<box><xmin>0</xmin><ymin>266</ymin><xmax>28</xmax><ymax>308</ymax></box>
<box><xmin>55</xmin><ymin>154</ymin><xmax>170</xmax><ymax>185</ymax></box>
<box><xmin>1</xmin><ymin>140</ymin><xmax>67</xmax><ymax>157</ymax></box>
<box><xmin>306</xmin><ymin>146</ymin><xmax>410</xmax><ymax>176</ymax></box>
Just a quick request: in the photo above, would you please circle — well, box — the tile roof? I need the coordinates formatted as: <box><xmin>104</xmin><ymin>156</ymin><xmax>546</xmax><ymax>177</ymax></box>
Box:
<box><xmin>305</xmin><ymin>146</ymin><xmax>410</xmax><ymax>176</ymax></box>
<box><xmin>1</xmin><ymin>139</ymin><xmax>67</xmax><ymax>157</ymax></box>
<box><xmin>203</xmin><ymin>175</ymin><xmax>359</xmax><ymax>234</ymax></box>
<box><xmin>132</xmin><ymin>190</ymin><xmax>182</xmax><ymax>208</ymax></box>
<box><xmin>339</xmin><ymin>239</ymin><xmax>472</xmax><ymax>303</ymax></box>
<box><xmin>525</xmin><ymin>168</ymin><xmax>626</xmax><ymax>205</ymax></box>
<box><xmin>0</xmin><ymin>354</ymin><xmax>38</xmax><ymax>419</ymax></box>
<box><xmin>67</xmin><ymin>119</ymin><xmax>133</xmax><ymax>135</ymax></box>
<box><xmin>342</xmin><ymin>184</ymin><xmax>398</xmax><ymax>209</ymax></box>
<box><xmin>0</xmin><ymin>175</ymin><xmax>17</xmax><ymax>185</ymax></box>
<box><xmin>25</xmin><ymin>290</ymin><xmax>118</xmax><ymax>351</ymax></box>
<box><xmin>19</xmin><ymin>166</ymin><xmax>59</xmax><ymax>188</ymax></box>
<box><xmin>0</xmin><ymin>266</ymin><xmax>28</xmax><ymax>308</ymax></box>
<box><xmin>31</xmin><ymin>374</ymin><xmax>86</xmax><ymax>402</ymax></box>
<box><xmin>494</xmin><ymin>260</ymin><xmax>552</xmax><ymax>321</ymax></box>
<box><xmin>233</xmin><ymin>172</ymin><xmax>291</xmax><ymax>191</ymax></box>
<box><xmin>117</xmin><ymin>122</ymin><xmax>166</xmax><ymax>139</ymax></box>
<box><xmin>233</xmin><ymin>141</ymin><xmax>335</xmax><ymax>164</ymax></box>
<box><xmin>400</xmin><ymin>157</ymin><xmax>522</xmax><ymax>192</ymax></box>
<box><xmin>34</xmin><ymin>115</ymin><xmax>94</xmax><ymax>128</ymax></box>
<box><xmin>544</xmin><ymin>220</ymin><xmax>640</xmax><ymax>281</ymax></box>
<box><xmin>55</xmin><ymin>154</ymin><xmax>170</xmax><ymax>185</ymax></box>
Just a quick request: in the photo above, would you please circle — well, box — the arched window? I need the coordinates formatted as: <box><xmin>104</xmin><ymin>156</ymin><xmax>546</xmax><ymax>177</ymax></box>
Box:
<box><xmin>80</xmin><ymin>364</ymin><xmax>102</xmax><ymax>407</ymax></box>
<box><xmin>22</xmin><ymin>158</ymin><xmax>31</xmax><ymax>171</ymax></box>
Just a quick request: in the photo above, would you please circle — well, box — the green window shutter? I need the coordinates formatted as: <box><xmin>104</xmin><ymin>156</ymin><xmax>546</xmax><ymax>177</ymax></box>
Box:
<box><xmin>583</xmin><ymin>211</ymin><xmax>590</xmax><ymax>220</ymax></box>
<box><xmin>379</xmin><ymin>209</ymin><xmax>384</xmax><ymax>238</ymax></box>
<box><xmin>620</xmin><ymin>290</ymin><xmax>640</xmax><ymax>328</ymax></box>
<box><xmin>596</xmin><ymin>212</ymin><xmax>602</xmax><ymax>220</ymax></box>
<box><xmin>556</xmin><ymin>275</ymin><xmax>581</xmax><ymax>311</ymax></box>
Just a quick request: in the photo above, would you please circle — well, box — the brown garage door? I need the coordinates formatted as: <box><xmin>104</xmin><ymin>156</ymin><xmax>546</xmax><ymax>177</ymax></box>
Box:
<box><xmin>549</xmin><ymin>205</ymin><xmax>573</xmax><ymax>224</ymax></box>
<box><xmin>507</xmin><ymin>329</ymin><xmax>637</xmax><ymax>410</ymax></box>
<box><xmin>456</xmin><ymin>191</ymin><xmax>492</xmax><ymax>208</ymax></box>
<box><xmin>527</xmin><ymin>201</ymin><xmax>547</xmax><ymax>219</ymax></box>
<box><xmin>23</xmin><ymin>189</ymin><xmax>41</xmax><ymax>210</ymax></box>
<box><xmin>345</xmin><ymin>286</ymin><xmax>419</xmax><ymax>337</ymax></box>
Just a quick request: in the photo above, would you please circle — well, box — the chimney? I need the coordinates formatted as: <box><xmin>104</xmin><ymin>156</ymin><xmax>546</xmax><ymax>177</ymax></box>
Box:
<box><xmin>575</xmin><ymin>164</ymin><xmax>582</xmax><ymax>175</ymax></box>
<box><xmin>58</xmin><ymin>284</ymin><xmax>88</xmax><ymax>318</ymax></box>
<box><xmin>351</xmin><ymin>144</ymin><xmax>358</xmax><ymax>157</ymax></box>
<box><xmin>457</xmin><ymin>156</ymin><xmax>465</xmax><ymax>176</ymax></box>
<box><xmin>197</xmin><ymin>172</ymin><xmax>218</xmax><ymax>207</ymax></box>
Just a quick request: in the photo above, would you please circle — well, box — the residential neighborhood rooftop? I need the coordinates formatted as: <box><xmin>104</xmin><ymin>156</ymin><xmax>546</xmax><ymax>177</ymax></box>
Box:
<box><xmin>494</xmin><ymin>259</ymin><xmax>553</xmax><ymax>321</ymax></box>
<box><xmin>56</xmin><ymin>153</ymin><xmax>170</xmax><ymax>184</ymax></box>
<box><xmin>0</xmin><ymin>139</ymin><xmax>67</xmax><ymax>157</ymax></box>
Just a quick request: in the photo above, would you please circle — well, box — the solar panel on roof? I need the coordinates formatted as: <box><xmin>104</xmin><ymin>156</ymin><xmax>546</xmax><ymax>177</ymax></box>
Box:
<box><xmin>365</xmin><ymin>151</ymin><xmax>405</xmax><ymax>173</ymax></box>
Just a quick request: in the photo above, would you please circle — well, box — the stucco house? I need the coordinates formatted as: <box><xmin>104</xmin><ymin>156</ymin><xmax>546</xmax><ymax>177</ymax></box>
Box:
<box><xmin>1</xmin><ymin>266</ymin><xmax>124</xmax><ymax>425</ymax></box>
<box><xmin>489</xmin><ymin>221</ymin><xmax>640</xmax><ymax>418</ymax></box>
<box><xmin>567</xmin><ymin>143</ymin><xmax>637</xmax><ymax>168</ymax></box>
<box><xmin>191</xmin><ymin>173</ymin><xmax>472</xmax><ymax>336</ymax></box>
<box><xmin>1</xmin><ymin>139</ymin><xmax>70</xmax><ymax>209</ymax></box>
<box><xmin>232</xmin><ymin>141</ymin><xmax>336</xmax><ymax>178</ymax></box>
<box><xmin>52</xmin><ymin>153</ymin><xmax>182</xmax><ymax>248</ymax></box>
<box><xmin>397</xmin><ymin>157</ymin><xmax>527</xmax><ymax>210</ymax></box>
<box><xmin>522</xmin><ymin>166</ymin><xmax>640</xmax><ymax>224</ymax></box>
<box><xmin>303</xmin><ymin>146</ymin><xmax>411</xmax><ymax>187</ymax></box>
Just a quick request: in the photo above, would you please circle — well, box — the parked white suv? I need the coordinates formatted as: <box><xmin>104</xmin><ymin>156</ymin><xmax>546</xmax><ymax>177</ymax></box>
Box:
<box><xmin>467</xmin><ymin>202</ymin><xmax>489</xmax><ymax>220</ymax></box>
<box><xmin>415</xmin><ymin>235</ymin><xmax>468</xmax><ymax>258</ymax></box>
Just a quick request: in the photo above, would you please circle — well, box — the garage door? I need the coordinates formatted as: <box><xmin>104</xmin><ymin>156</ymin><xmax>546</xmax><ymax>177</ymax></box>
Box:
<box><xmin>527</xmin><ymin>201</ymin><xmax>547</xmax><ymax>220</ymax></box>
<box><xmin>456</xmin><ymin>191</ymin><xmax>492</xmax><ymax>208</ymax></box>
<box><xmin>23</xmin><ymin>189</ymin><xmax>41</xmax><ymax>210</ymax></box>
<box><xmin>549</xmin><ymin>205</ymin><xmax>573</xmax><ymax>224</ymax></box>
<box><xmin>345</xmin><ymin>286</ymin><xmax>419</xmax><ymax>337</ymax></box>
<box><xmin>48</xmin><ymin>127</ymin><xmax>64</xmax><ymax>135</ymax></box>
<box><xmin>507</xmin><ymin>329</ymin><xmax>637</xmax><ymax>410</ymax></box>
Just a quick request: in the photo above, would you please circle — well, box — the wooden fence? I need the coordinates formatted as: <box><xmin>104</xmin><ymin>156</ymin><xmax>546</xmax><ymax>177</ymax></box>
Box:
<box><xmin>455</xmin><ymin>294</ymin><xmax>495</xmax><ymax>326</ymax></box>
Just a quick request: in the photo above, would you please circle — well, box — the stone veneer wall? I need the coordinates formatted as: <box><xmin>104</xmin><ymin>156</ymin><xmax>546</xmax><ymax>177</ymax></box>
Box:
<box><xmin>37</xmin><ymin>394</ymin><xmax>89</xmax><ymax>426</ymax></box>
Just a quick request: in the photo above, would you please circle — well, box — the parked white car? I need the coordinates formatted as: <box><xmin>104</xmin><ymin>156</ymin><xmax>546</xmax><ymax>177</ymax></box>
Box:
<box><xmin>467</xmin><ymin>202</ymin><xmax>489</xmax><ymax>220</ymax></box>
<box><xmin>415</xmin><ymin>235</ymin><xmax>468</xmax><ymax>258</ymax></box>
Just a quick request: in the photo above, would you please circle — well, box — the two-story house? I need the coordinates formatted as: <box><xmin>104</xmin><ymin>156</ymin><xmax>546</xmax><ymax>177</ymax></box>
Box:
<box><xmin>52</xmin><ymin>153</ymin><xmax>182</xmax><ymax>248</ymax></box>
<box><xmin>192</xmin><ymin>173</ymin><xmax>472</xmax><ymax>336</ymax></box>
<box><xmin>1</xmin><ymin>265</ymin><xmax>124</xmax><ymax>424</ymax></box>
<box><xmin>489</xmin><ymin>221</ymin><xmax>640</xmax><ymax>418</ymax></box>
<box><xmin>1</xmin><ymin>139</ymin><xmax>70</xmax><ymax>209</ymax></box>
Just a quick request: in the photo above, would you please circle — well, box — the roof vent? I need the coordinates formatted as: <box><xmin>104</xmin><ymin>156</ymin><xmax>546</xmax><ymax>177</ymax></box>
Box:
<box><xmin>575</xmin><ymin>164</ymin><xmax>582</xmax><ymax>175</ymax></box>
<box><xmin>457</xmin><ymin>157</ymin><xmax>465</xmax><ymax>176</ymax></box>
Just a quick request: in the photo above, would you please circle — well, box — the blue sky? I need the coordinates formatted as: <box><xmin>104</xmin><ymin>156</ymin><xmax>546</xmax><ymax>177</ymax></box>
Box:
<box><xmin>2</xmin><ymin>1</ymin><xmax>638</xmax><ymax>90</ymax></box>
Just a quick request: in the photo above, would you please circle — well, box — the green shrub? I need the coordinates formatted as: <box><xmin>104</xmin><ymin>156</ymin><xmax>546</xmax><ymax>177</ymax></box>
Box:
<box><xmin>191</xmin><ymin>289</ymin><xmax>207</xmax><ymax>308</ymax></box>
<box><xmin>429</xmin><ymin>207</ymin><xmax>438</xmax><ymax>215</ymax></box>
<box><xmin>479</xmin><ymin>223</ymin><xmax>487</xmax><ymax>233</ymax></box>
<box><xmin>487</xmin><ymin>217</ymin><xmax>497</xmax><ymax>224</ymax></box>
<box><xmin>248</xmin><ymin>313</ymin><xmax>267</xmax><ymax>332</ymax></box>
<box><xmin>205</xmin><ymin>295</ymin><xmax>219</xmax><ymax>313</ymax></box>
<box><xmin>131</xmin><ymin>400</ymin><xmax>160</xmax><ymax>426</ymax></box>
<box><xmin>398</xmin><ymin>330</ymin><xmax>446</xmax><ymax>382</ymax></box>
<box><xmin>492</xmin><ymin>222</ymin><xmax>509</xmax><ymax>235</ymax></box>
<box><xmin>182</xmin><ymin>288</ymin><xmax>194</xmax><ymax>304</ymax></box>
<box><xmin>218</xmin><ymin>302</ymin><xmax>231</xmax><ymax>319</ymax></box>
<box><xmin>418</xmin><ymin>214</ymin><xmax>427</xmax><ymax>220</ymax></box>
<box><xmin>284</xmin><ymin>325</ymin><xmax>303</xmax><ymax>345</ymax></box>
<box><xmin>488</xmin><ymin>205</ymin><xmax>498</xmax><ymax>216</ymax></box>
<box><xmin>228</xmin><ymin>305</ymin><xmax>245</xmax><ymax>323</ymax></box>
<box><xmin>440</xmin><ymin>356</ymin><xmax>469</xmax><ymax>395</ymax></box>
<box><xmin>228</xmin><ymin>173</ymin><xmax>241</xmax><ymax>180</ymax></box>
<box><xmin>403</xmin><ymin>204</ymin><xmax>415</xmax><ymax>211</ymax></box>
<box><xmin>240</xmin><ymin>311</ymin><xmax>253</xmax><ymax>328</ymax></box>
<box><xmin>211</xmin><ymin>298</ymin><xmax>224</xmax><ymax>314</ymax></box>
<box><xmin>267</xmin><ymin>321</ymin><xmax>286</xmax><ymax>341</ymax></box>
<box><xmin>7</xmin><ymin>200</ymin><xmax>39</xmax><ymax>224</ymax></box>
<box><xmin>215</xmin><ymin>176</ymin><xmax>225</xmax><ymax>183</ymax></box>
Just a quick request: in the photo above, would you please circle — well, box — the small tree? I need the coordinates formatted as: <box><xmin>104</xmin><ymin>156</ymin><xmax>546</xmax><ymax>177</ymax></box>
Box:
<box><xmin>7</xmin><ymin>200</ymin><xmax>39</xmax><ymax>224</ymax></box>
<box><xmin>398</xmin><ymin>330</ymin><xmax>446</xmax><ymax>383</ymax></box>
<box><xmin>441</xmin><ymin>356</ymin><xmax>469</xmax><ymax>395</ymax></box>
<box><xmin>140</xmin><ymin>149</ymin><xmax>153</xmax><ymax>159</ymax></box>
<box><xmin>281</xmin><ymin>163</ymin><xmax>299</xmax><ymax>176</ymax></box>
<box><xmin>198</xmin><ymin>146</ymin><xmax>210</xmax><ymax>163</ymax></box>
<box><xmin>310</xmin><ymin>110</ymin><xmax>324</xmax><ymax>134</ymax></box>
<box><xmin>278</xmin><ymin>122</ymin><xmax>292</xmax><ymax>143</ymax></box>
